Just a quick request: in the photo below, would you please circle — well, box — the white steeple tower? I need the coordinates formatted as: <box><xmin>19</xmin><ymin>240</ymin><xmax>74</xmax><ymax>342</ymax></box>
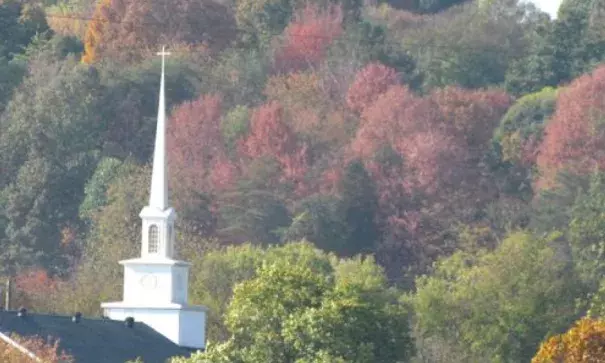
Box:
<box><xmin>139</xmin><ymin>46</ymin><xmax>176</xmax><ymax>259</ymax></box>
<box><xmin>102</xmin><ymin>47</ymin><xmax>207</xmax><ymax>350</ymax></box>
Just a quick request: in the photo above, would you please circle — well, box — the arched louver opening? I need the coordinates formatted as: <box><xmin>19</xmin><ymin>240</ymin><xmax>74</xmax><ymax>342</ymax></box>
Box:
<box><xmin>148</xmin><ymin>224</ymin><xmax>159</xmax><ymax>253</ymax></box>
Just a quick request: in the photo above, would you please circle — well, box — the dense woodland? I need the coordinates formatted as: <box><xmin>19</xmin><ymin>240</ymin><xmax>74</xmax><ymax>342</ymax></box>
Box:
<box><xmin>3</xmin><ymin>0</ymin><xmax>605</xmax><ymax>361</ymax></box>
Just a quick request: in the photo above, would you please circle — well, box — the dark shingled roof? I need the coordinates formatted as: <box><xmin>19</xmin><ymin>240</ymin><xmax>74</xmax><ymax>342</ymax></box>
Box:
<box><xmin>0</xmin><ymin>309</ymin><xmax>194</xmax><ymax>363</ymax></box>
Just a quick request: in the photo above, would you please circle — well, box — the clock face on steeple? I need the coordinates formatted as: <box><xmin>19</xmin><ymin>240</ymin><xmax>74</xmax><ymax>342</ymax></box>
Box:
<box><xmin>140</xmin><ymin>274</ymin><xmax>158</xmax><ymax>290</ymax></box>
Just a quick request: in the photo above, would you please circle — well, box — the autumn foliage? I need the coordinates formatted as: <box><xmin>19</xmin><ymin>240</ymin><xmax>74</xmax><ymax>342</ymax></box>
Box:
<box><xmin>240</xmin><ymin>101</ymin><xmax>309</xmax><ymax>190</ymax></box>
<box><xmin>351</xmin><ymin>85</ymin><xmax>462</xmax><ymax>192</ymax></box>
<box><xmin>346</xmin><ymin>62</ymin><xmax>400</xmax><ymax>113</ymax></box>
<box><xmin>532</xmin><ymin>318</ymin><xmax>605</xmax><ymax>363</ymax></box>
<box><xmin>11</xmin><ymin>0</ymin><xmax>605</xmax><ymax>360</ymax></box>
<box><xmin>0</xmin><ymin>334</ymin><xmax>74</xmax><ymax>363</ymax></box>
<box><xmin>12</xmin><ymin>269</ymin><xmax>64</xmax><ymax>313</ymax></box>
<box><xmin>347</xmin><ymin>83</ymin><xmax>511</xmax><ymax>274</ymax></box>
<box><xmin>264</xmin><ymin>71</ymin><xmax>349</xmax><ymax>149</ymax></box>
<box><xmin>82</xmin><ymin>0</ymin><xmax>235</xmax><ymax>63</ymax></box>
<box><xmin>14</xmin><ymin>269</ymin><xmax>59</xmax><ymax>294</ymax></box>
<box><xmin>168</xmin><ymin>94</ymin><xmax>236</xmax><ymax>193</ymax></box>
<box><xmin>537</xmin><ymin>65</ymin><xmax>605</xmax><ymax>189</ymax></box>
<box><xmin>274</xmin><ymin>3</ymin><xmax>343</xmax><ymax>73</ymax></box>
<box><xmin>265</xmin><ymin>72</ymin><xmax>325</xmax><ymax>135</ymax></box>
<box><xmin>352</xmin><ymin>83</ymin><xmax>511</xmax><ymax>195</ymax></box>
<box><xmin>431</xmin><ymin>86</ymin><xmax>512</xmax><ymax>149</ymax></box>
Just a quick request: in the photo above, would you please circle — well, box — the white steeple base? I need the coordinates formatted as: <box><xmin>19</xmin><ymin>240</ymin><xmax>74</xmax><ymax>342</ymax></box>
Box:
<box><xmin>102</xmin><ymin>303</ymin><xmax>207</xmax><ymax>349</ymax></box>
<box><xmin>101</xmin><ymin>258</ymin><xmax>208</xmax><ymax>350</ymax></box>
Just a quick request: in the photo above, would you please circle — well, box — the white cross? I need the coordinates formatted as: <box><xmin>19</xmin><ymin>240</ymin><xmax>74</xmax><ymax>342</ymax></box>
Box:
<box><xmin>157</xmin><ymin>46</ymin><xmax>171</xmax><ymax>67</ymax></box>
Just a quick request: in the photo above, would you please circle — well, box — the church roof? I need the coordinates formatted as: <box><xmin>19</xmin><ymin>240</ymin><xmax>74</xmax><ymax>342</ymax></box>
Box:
<box><xmin>0</xmin><ymin>309</ymin><xmax>194</xmax><ymax>363</ymax></box>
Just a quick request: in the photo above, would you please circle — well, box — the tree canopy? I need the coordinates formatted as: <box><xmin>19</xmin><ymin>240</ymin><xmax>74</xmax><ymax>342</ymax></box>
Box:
<box><xmin>175</xmin><ymin>242</ymin><xmax>414</xmax><ymax>363</ymax></box>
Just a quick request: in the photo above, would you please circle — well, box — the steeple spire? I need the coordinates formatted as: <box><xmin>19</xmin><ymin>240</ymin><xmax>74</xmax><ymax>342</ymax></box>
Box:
<box><xmin>149</xmin><ymin>46</ymin><xmax>171</xmax><ymax>211</ymax></box>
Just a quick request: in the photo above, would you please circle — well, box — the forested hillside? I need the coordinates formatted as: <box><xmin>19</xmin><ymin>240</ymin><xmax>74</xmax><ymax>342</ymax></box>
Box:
<box><xmin>3</xmin><ymin>0</ymin><xmax>605</xmax><ymax>361</ymax></box>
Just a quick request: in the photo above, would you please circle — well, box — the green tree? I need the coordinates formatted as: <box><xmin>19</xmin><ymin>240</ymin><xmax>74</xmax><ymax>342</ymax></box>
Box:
<box><xmin>0</xmin><ymin>57</ymin><xmax>25</xmax><ymax>114</ymax></box>
<box><xmin>587</xmin><ymin>279</ymin><xmax>605</xmax><ymax>319</ymax></box>
<box><xmin>78</xmin><ymin>157</ymin><xmax>125</xmax><ymax>223</ymax></box>
<box><xmin>217</xmin><ymin>157</ymin><xmax>291</xmax><ymax>244</ymax></box>
<box><xmin>280</xmin><ymin>194</ymin><xmax>348</xmax><ymax>252</ymax></box>
<box><xmin>503</xmin><ymin>13</ymin><xmax>557</xmax><ymax>96</ymax></box>
<box><xmin>567</xmin><ymin>172</ymin><xmax>605</xmax><ymax>291</ymax></box>
<box><xmin>188</xmin><ymin>242</ymin><xmax>335</xmax><ymax>341</ymax></box>
<box><xmin>410</xmin><ymin>231</ymin><xmax>582</xmax><ymax>363</ymax></box>
<box><xmin>495</xmin><ymin>86</ymin><xmax>557</xmax><ymax>165</ymax></box>
<box><xmin>206</xmin><ymin>49</ymin><xmax>269</xmax><ymax>107</ymax></box>
<box><xmin>416</xmin><ymin>0</ymin><xmax>470</xmax><ymax>13</ymax></box>
<box><xmin>221</xmin><ymin>106</ymin><xmax>250</xmax><ymax>153</ymax></box>
<box><xmin>407</xmin><ymin>0</ymin><xmax>538</xmax><ymax>90</ymax></box>
<box><xmin>549</xmin><ymin>0</ymin><xmax>600</xmax><ymax>83</ymax></box>
<box><xmin>506</xmin><ymin>0</ymin><xmax>605</xmax><ymax>95</ymax></box>
<box><xmin>529</xmin><ymin>171</ymin><xmax>590</xmax><ymax>235</ymax></box>
<box><xmin>337</xmin><ymin>159</ymin><xmax>380</xmax><ymax>256</ymax></box>
<box><xmin>0</xmin><ymin>0</ymin><xmax>50</xmax><ymax>60</ymax></box>
<box><xmin>0</xmin><ymin>33</ymin><xmax>83</xmax><ymax>129</ymax></box>
<box><xmin>45</xmin><ymin>161</ymin><xmax>146</xmax><ymax>315</ymax></box>
<box><xmin>175</xmin><ymin>242</ymin><xmax>414</xmax><ymax>363</ymax></box>
<box><xmin>0</xmin><ymin>57</ymin><xmax>106</xmax><ymax>275</ymax></box>
<box><xmin>188</xmin><ymin>244</ymin><xmax>265</xmax><ymax>341</ymax></box>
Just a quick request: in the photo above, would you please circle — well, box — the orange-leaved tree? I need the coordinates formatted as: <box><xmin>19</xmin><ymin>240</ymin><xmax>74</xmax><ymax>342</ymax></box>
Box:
<box><xmin>532</xmin><ymin>317</ymin><xmax>605</xmax><ymax>363</ymax></box>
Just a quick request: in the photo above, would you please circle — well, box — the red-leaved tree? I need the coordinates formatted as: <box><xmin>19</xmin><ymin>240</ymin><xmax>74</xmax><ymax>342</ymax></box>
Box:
<box><xmin>240</xmin><ymin>101</ymin><xmax>309</xmax><ymax>194</ymax></box>
<box><xmin>347</xmin><ymin>84</ymin><xmax>511</xmax><ymax>279</ymax></box>
<box><xmin>14</xmin><ymin>269</ymin><xmax>58</xmax><ymax>294</ymax></box>
<box><xmin>167</xmin><ymin>94</ymin><xmax>234</xmax><ymax>237</ymax></box>
<box><xmin>13</xmin><ymin>268</ymin><xmax>62</xmax><ymax>313</ymax></box>
<box><xmin>352</xmin><ymin>85</ymin><xmax>451</xmax><ymax>191</ymax></box>
<box><xmin>428</xmin><ymin>86</ymin><xmax>512</xmax><ymax>208</ymax></box>
<box><xmin>430</xmin><ymin>86</ymin><xmax>512</xmax><ymax>150</ymax></box>
<box><xmin>346</xmin><ymin>62</ymin><xmax>400</xmax><ymax>114</ymax></box>
<box><xmin>168</xmin><ymin>94</ymin><xmax>238</xmax><ymax>194</ymax></box>
<box><xmin>537</xmin><ymin>65</ymin><xmax>605</xmax><ymax>189</ymax></box>
<box><xmin>273</xmin><ymin>3</ymin><xmax>343</xmax><ymax>73</ymax></box>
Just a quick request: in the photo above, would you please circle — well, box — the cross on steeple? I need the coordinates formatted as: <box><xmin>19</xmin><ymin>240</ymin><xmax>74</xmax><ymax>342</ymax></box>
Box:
<box><xmin>157</xmin><ymin>46</ymin><xmax>171</xmax><ymax>74</ymax></box>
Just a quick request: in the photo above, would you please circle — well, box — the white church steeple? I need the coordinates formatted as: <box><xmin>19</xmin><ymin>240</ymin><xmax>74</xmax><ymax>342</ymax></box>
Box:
<box><xmin>139</xmin><ymin>46</ymin><xmax>176</xmax><ymax>259</ymax></box>
<box><xmin>101</xmin><ymin>47</ymin><xmax>207</xmax><ymax>350</ymax></box>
